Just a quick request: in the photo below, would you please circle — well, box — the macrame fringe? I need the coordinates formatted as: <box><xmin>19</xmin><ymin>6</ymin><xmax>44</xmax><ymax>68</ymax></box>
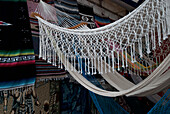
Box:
<box><xmin>37</xmin><ymin>0</ymin><xmax>169</xmax><ymax>75</ymax></box>
<box><xmin>0</xmin><ymin>85</ymin><xmax>35</xmax><ymax>97</ymax></box>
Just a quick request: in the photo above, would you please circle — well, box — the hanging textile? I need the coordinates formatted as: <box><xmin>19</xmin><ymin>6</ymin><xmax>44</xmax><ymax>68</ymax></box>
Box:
<box><xmin>49</xmin><ymin>80</ymin><xmax>60</xmax><ymax>114</ymax></box>
<box><xmin>60</xmin><ymin>79</ymin><xmax>90</xmax><ymax>114</ymax></box>
<box><xmin>120</xmin><ymin>0</ymin><xmax>144</xmax><ymax>8</ymax></box>
<box><xmin>54</xmin><ymin>0</ymin><xmax>80</xmax><ymax>20</ymax></box>
<box><xmin>147</xmin><ymin>89</ymin><xmax>170</xmax><ymax>114</ymax></box>
<box><xmin>80</xmin><ymin>61</ymin><xmax>129</xmax><ymax>114</ymax></box>
<box><xmin>94</xmin><ymin>15</ymin><xmax>112</xmax><ymax>27</ymax></box>
<box><xmin>34</xmin><ymin>0</ymin><xmax>81</xmax><ymax>28</ymax></box>
<box><xmin>78</xmin><ymin>3</ymin><xmax>96</xmax><ymax>28</ymax></box>
<box><xmin>27</xmin><ymin>0</ymin><xmax>68</xmax><ymax>81</ymax></box>
<box><xmin>37</xmin><ymin>0</ymin><xmax>169</xmax><ymax>75</ymax></box>
<box><xmin>36</xmin><ymin>0</ymin><xmax>170</xmax><ymax>97</ymax></box>
<box><xmin>0</xmin><ymin>0</ymin><xmax>36</xmax><ymax>91</ymax></box>
<box><xmin>49</xmin><ymin>43</ymin><xmax>170</xmax><ymax>97</ymax></box>
<box><xmin>0</xmin><ymin>21</ymin><xmax>12</xmax><ymax>26</ymax></box>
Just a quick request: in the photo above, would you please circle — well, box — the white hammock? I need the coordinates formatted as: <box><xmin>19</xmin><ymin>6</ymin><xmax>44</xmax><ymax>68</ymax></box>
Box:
<box><xmin>37</xmin><ymin>0</ymin><xmax>170</xmax><ymax>75</ymax></box>
<box><xmin>54</xmin><ymin>42</ymin><xmax>170</xmax><ymax>97</ymax></box>
<box><xmin>35</xmin><ymin>0</ymin><xmax>170</xmax><ymax>97</ymax></box>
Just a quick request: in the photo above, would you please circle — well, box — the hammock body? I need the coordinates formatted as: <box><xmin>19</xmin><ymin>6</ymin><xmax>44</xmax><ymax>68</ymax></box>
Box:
<box><xmin>35</xmin><ymin>0</ymin><xmax>170</xmax><ymax>97</ymax></box>
<box><xmin>51</xmin><ymin>41</ymin><xmax>170</xmax><ymax>97</ymax></box>
<box><xmin>37</xmin><ymin>0</ymin><xmax>170</xmax><ymax>76</ymax></box>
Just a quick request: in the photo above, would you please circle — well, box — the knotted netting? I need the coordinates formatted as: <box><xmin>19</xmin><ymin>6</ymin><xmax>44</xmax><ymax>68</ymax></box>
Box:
<box><xmin>37</xmin><ymin>0</ymin><xmax>170</xmax><ymax>75</ymax></box>
<box><xmin>34</xmin><ymin>0</ymin><xmax>83</xmax><ymax>28</ymax></box>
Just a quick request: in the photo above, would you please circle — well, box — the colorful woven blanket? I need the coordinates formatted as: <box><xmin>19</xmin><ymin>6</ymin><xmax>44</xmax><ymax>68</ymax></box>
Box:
<box><xmin>0</xmin><ymin>0</ymin><xmax>35</xmax><ymax>91</ymax></box>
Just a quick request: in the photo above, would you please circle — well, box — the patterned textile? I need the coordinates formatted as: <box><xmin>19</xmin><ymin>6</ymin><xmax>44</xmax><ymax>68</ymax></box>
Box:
<box><xmin>54</xmin><ymin>0</ymin><xmax>80</xmax><ymax>20</ymax></box>
<box><xmin>27</xmin><ymin>0</ymin><xmax>38</xmax><ymax>17</ymax></box>
<box><xmin>49</xmin><ymin>80</ymin><xmax>60</xmax><ymax>114</ymax></box>
<box><xmin>35</xmin><ymin>56</ymin><xmax>67</xmax><ymax>81</ymax></box>
<box><xmin>0</xmin><ymin>21</ymin><xmax>11</xmax><ymax>26</ymax></box>
<box><xmin>78</xmin><ymin>4</ymin><xmax>96</xmax><ymax>29</ymax></box>
<box><xmin>120</xmin><ymin>0</ymin><xmax>144</xmax><ymax>8</ymax></box>
<box><xmin>27</xmin><ymin>0</ymin><xmax>68</xmax><ymax>80</ymax></box>
<box><xmin>0</xmin><ymin>0</ymin><xmax>35</xmax><ymax>90</ymax></box>
<box><xmin>60</xmin><ymin>79</ymin><xmax>90</xmax><ymax>114</ymax></box>
<box><xmin>94</xmin><ymin>15</ymin><xmax>112</xmax><ymax>27</ymax></box>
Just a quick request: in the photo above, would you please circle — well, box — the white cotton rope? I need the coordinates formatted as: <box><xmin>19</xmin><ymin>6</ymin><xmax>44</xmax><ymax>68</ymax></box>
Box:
<box><xmin>37</xmin><ymin>0</ymin><xmax>169</xmax><ymax>75</ymax></box>
<box><xmin>35</xmin><ymin>0</ymin><xmax>170</xmax><ymax>97</ymax></box>
<box><xmin>54</xmin><ymin>42</ymin><xmax>170</xmax><ymax>97</ymax></box>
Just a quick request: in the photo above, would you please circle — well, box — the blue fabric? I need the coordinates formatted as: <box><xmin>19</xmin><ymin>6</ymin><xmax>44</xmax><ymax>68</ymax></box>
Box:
<box><xmin>77</xmin><ymin>57</ymin><xmax>129</xmax><ymax>114</ymax></box>
<box><xmin>0</xmin><ymin>78</ymin><xmax>35</xmax><ymax>89</ymax></box>
<box><xmin>148</xmin><ymin>89</ymin><xmax>170</xmax><ymax>114</ymax></box>
<box><xmin>60</xmin><ymin>79</ymin><xmax>90</xmax><ymax>114</ymax></box>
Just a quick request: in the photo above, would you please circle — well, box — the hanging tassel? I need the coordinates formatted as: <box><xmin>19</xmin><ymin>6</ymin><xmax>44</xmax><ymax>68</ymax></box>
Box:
<box><xmin>61</xmin><ymin>52</ymin><xmax>63</xmax><ymax>69</ymax></box>
<box><xmin>43</xmin><ymin>42</ymin><xmax>46</xmax><ymax>60</ymax></box>
<box><xmin>158</xmin><ymin>23</ymin><xmax>162</xmax><ymax>46</ymax></box>
<box><xmin>157</xmin><ymin>10</ymin><xmax>162</xmax><ymax>46</ymax></box>
<box><xmin>81</xmin><ymin>57</ymin><xmax>83</xmax><ymax>74</ymax></box>
<box><xmin>88</xmin><ymin>58</ymin><xmax>90</xmax><ymax>75</ymax></box>
<box><xmin>55</xmin><ymin>50</ymin><xmax>57</xmax><ymax>66</ymax></box>
<box><xmin>131</xmin><ymin>45</ymin><xmax>134</xmax><ymax>63</ymax></box>
<box><xmin>71</xmin><ymin>55</ymin><xmax>73</xmax><ymax>71</ymax></box>
<box><xmin>65</xmin><ymin>54</ymin><xmax>67</xmax><ymax>71</ymax></box>
<box><xmin>133</xmin><ymin>43</ymin><xmax>136</xmax><ymax>62</ymax></box>
<box><xmin>104</xmin><ymin>56</ymin><xmax>107</xmax><ymax>73</ymax></box>
<box><xmin>145</xmin><ymin>34</ymin><xmax>151</xmax><ymax>54</ymax></box>
<box><xmin>106</xmin><ymin>46</ymin><xmax>110</xmax><ymax>72</ymax></box>
<box><xmin>78</xmin><ymin>57</ymin><xmax>80</xmax><ymax>73</ymax></box>
<box><xmin>108</xmin><ymin>55</ymin><xmax>111</xmax><ymax>72</ymax></box>
<box><xmin>98</xmin><ymin>57</ymin><xmax>100</xmax><ymax>74</ymax></box>
<box><xmin>58</xmin><ymin>50</ymin><xmax>61</xmax><ymax>68</ymax></box>
<box><xmin>117</xmin><ymin>51</ymin><xmax>120</xmax><ymax>71</ymax></box>
<box><xmin>39</xmin><ymin>36</ymin><xmax>42</xmax><ymax>58</ymax></box>
<box><xmin>101</xmin><ymin>57</ymin><xmax>103</xmax><ymax>74</ymax></box>
<box><xmin>162</xmin><ymin>20</ymin><xmax>168</xmax><ymax>40</ymax></box>
<box><xmin>125</xmin><ymin>48</ymin><xmax>128</xmax><ymax>68</ymax></box>
<box><xmin>94</xmin><ymin>57</ymin><xmax>97</xmax><ymax>74</ymax></box>
<box><xmin>151</xmin><ymin>29</ymin><xmax>154</xmax><ymax>50</ymax></box>
<box><xmin>49</xmin><ymin>48</ymin><xmax>52</xmax><ymax>63</ymax></box>
<box><xmin>92</xmin><ymin>58</ymin><xmax>94</xmax><ymax>75</ymax></box>
<box><xmin>74</xmin><ymin>56</ymin><xmax>76</xmax><ymax>72</ymax></box>
<box><xmin>47</xmin><ymin>47</ymin><xmax>50</xmax><ymax>63</ymax></box>
<box><xmin>94</xmin><ymin>47</ymin><xmax>97</xmax><ymax>74</ymax></box>
<box><xmin>67</xmin><ymin>55</ymin><xmax>69</xmax><ymax>71</ymax></box>
<box><xmin>85</xmin><ymin>57</ymin><xmax>87</xmax><ymax>75</ymax></box>
<box><xmin>52</xmin><ymin>49</ymin><xmax>55</xmax><ymax>66</ymax></box>
<box><xmin>112</xmin><ymin>51</ymin><xmax>114</xmax><ymax>72</ymax></box>
<box><xmin>122</xmin><ymin>49</ymin><xmax>125</xmax><ymax>68</ymax></box>
<box><xmin>138</xmin><ymin>38</ymin><xmax>143</xmax><ymax>58</ymax></box>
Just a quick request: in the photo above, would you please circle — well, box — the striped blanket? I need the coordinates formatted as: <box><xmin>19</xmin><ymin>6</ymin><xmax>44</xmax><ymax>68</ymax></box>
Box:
<box><xmin>27</xmin><ymin>1</ymin><xmax>67</xmax><ymax>80</ymax></box>
<box><xmin>0</xmin><ymin>0</ymin><xmax>35</xmax><ymax>91</ymax></box>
